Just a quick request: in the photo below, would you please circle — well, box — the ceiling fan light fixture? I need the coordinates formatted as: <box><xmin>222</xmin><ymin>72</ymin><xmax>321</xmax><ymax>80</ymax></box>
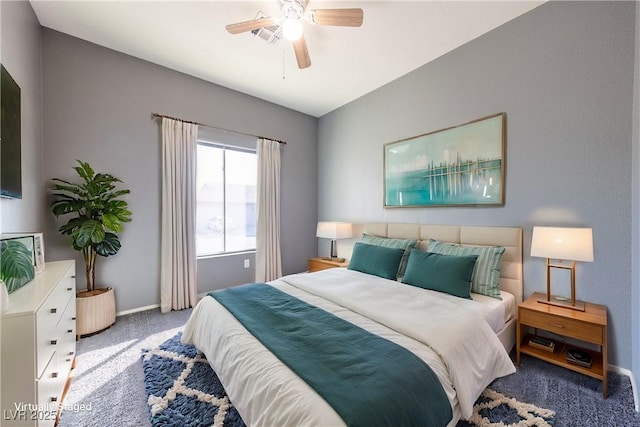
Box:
<box><xmin>225</xmin><ymin>0</ymin><xmax>362</xmax><ymax>70</ymax></box>
<box><xmin>282</xmin><ymin>18</ymin><xmax>303</xmax><ymax>41</ymax></box>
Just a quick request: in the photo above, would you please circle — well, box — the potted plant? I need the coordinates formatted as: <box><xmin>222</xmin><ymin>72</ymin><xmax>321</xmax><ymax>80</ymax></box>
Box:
<box><xmin>51</xmin><ymin>160</ymin><xmax>132</xmax><ymax>337</ymax></box>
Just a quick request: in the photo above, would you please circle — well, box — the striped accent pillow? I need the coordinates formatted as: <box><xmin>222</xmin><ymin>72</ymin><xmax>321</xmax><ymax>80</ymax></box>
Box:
<box><xmin>427</xmin><ymin>239</ymin><xmax>506</xmax><ymax>300</ymax></box>
<box><xmin>361</xmin><ymin>234</ymin><xmax>418</xmax><ymax>279</ymax></box>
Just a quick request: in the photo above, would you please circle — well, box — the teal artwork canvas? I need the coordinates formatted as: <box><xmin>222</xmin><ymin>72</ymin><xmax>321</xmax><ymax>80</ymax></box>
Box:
<box><xmin>384</xmin><ymin>113</ymin><xmax>505</xmax><ymax>207</ymax></box>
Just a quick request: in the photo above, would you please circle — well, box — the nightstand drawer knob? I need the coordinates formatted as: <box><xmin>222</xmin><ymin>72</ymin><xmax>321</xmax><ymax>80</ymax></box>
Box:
<box><xmin>51</xmin><ymin>308</ymin><xmax>57</xmax><ymax>314</ymax></box>
<box><xmin>549</xmin><ymin>323</ymin><xmax>565</xmax><ymax>329</ymax></box>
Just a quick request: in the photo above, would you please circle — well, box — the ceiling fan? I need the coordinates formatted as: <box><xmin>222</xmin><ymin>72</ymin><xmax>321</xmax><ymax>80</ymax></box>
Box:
<box><xmin>225</xmin><ymin>0</ymin><xmax>364</xmax><ymax>69</ymax></box>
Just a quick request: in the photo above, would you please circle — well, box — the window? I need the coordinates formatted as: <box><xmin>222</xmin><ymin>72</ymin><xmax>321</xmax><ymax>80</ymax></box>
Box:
<box><xmin>196</xmin><ymin>142</ymin><xmax>257</xmax><ymax>257</ymax></box>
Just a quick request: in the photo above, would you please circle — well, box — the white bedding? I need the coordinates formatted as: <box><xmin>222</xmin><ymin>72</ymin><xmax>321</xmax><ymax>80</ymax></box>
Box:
<box><xmin>470</xmin><ymin>290</ymin><xmax>516</xmax><ymax>333</ymax></box>
<box><xmin>182</xmin><ymin>268</ymin><xmax>515</xmax><ymax>426</ymax></box>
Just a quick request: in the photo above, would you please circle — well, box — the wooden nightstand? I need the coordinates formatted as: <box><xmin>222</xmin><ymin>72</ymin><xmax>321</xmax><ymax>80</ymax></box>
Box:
<box><xmin>517</xmin><ymin>292</ymin><xmax>608</xmax><ymax>397</ymax></box>
<box><xmin>308</xmin><ymin>257</ymin><xmax>349</xmax><ymax>272</ymax></box>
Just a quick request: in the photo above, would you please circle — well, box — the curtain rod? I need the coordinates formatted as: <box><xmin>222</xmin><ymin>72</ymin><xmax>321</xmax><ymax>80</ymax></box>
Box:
<box><xmin>152</xmin><ymin>113</ymin><xmax>287</xmax><ymax>145</ymax></box>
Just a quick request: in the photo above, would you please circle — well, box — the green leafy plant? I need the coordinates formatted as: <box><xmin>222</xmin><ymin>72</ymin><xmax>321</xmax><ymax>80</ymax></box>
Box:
<box><xmin>51</xmin><ymin>160</ymin><xmax>132</xmax><ymax>292</ymax></box>
<box><xmin>0</xmin><ymin>240</ymin><xmax>35</xmax><ymax>293</ymax></box>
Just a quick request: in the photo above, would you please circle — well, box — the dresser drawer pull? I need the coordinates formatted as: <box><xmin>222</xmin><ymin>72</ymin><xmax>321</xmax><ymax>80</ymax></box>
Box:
<box><xmin>67</xmin><ymin>287</ymin><xmax>73</xmax><ymax>291</ymax></box>
<box><xmin>67</xmin><ymin>329</ymin><xmax>73</xmax><ymax>333</ymax></box>
<box><xmin>50</xmin><ymin>397</ymin><xmax>58</xmax><ymax>403</ymax></box>
<box><xmin>50</xmin><ymin>340</ymin><xmax>58</xmax><ymax>345</ymax></box>
<box><xmin>549</xmin><ymin>323</ymin><xmax>565</xmax><ymax>329</ymax></box>
<box><xmin>71</xmin><ymin>275</ymin><xmax>76</xmax><ymax>279</ymax></box>
<box><xmin>72</xmin><ymin>317</ymin><xmax>76</xmax><ymax>321</ymax></box>
<box><xmin>51</xmin><ymin>308</ymin><xmax>57</xmax><ymax>314</ymax></box>
<box><xmin>69</xmin><ymin>351</ymin><xmax>74</xmax><ymax>356</ymax></box>
<box><xmin>51</xmin><ymin>372</ymin><xmax>58</xmax><ymax>378</ymax></box>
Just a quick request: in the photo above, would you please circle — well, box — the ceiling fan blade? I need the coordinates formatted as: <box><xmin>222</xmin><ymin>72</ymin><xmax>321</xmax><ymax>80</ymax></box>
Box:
<box><xmin>309</xmin><ymin>8</ymin><xmax>363</xmax><ymax>27</ymax></box>
<box><xmin>293</xmin><ymin>36</ymin><xmax>311</xmax><ymax>69</ymax></box>
<box><xmin>225</xmin><ymin>17</ymin><xmax>276</xmax><ymax>34</ymax></box>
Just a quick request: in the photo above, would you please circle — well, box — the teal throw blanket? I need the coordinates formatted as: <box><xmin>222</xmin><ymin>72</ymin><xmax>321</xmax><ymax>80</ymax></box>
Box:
<box><xmin>209</xmin><ymin>283</ymin><xmax>452</xmax><ymax>427</ymax></box>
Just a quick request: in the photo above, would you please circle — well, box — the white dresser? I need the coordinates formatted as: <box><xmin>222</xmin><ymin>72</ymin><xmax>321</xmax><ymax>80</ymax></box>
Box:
<box><xmin>1</xmin><ymin>261</ymin><xmax>76</xmax><ymax>427</ymax></box>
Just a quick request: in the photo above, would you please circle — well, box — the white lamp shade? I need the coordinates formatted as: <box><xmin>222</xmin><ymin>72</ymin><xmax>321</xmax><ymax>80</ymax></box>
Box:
<box><xmin>531</xmin><ymin>226</ymin><xmax>594</xmax><ymax>262</ymax></box>
<box><xmin>316</xmin><ymin>222</ymin><xmax>353</xmax><ymax>240</ymax></box>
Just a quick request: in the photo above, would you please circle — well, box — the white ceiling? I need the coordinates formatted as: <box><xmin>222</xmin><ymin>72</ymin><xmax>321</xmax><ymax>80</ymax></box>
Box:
<box><xmin>30</xmin><ymin>1</ymin><xmax>544</xmax><ymax>118</ymax></box>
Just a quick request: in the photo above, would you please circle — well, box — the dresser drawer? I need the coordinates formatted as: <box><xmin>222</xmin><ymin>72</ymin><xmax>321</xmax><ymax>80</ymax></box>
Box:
<box><xmin>35</xmin><ymin>275</ymin><xmax>75</xmax><ymax>376</ymax></box>
<box><xmin>35</xmin><ymin>311</ymin><xmax>63</xmax><ymax>378</ymax></box>
<box><xmin>57</xmin><ymin>301</ymin><xmax>76</xmax><ymax>378</ymax></box>
<box><xmin>520</xmin><ymin>308</ymin><xmax>604</xmax><ymax>344</ymax></box>
<box><xmin>37</xmin><ymin>352</ymin><xmax>65</xmax><ymax>427</ymax></box>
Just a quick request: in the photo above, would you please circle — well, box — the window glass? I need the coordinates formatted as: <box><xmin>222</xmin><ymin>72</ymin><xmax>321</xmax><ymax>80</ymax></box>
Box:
<box><xmin>196</xmin><ymin>143</ymin><xmax>257</xmax><ymax>256</ymax></box>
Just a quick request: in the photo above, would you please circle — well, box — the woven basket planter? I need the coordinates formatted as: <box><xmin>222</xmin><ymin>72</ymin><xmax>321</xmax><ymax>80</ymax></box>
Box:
<box><xmin>76</xmin><ymin>287</ymin><xmax>116</xmax><ymax>339</ymax></box>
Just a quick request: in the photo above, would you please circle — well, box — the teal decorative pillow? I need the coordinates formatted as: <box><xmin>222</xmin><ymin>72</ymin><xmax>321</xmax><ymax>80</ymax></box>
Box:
<box><xmin>361</xmin><ymin>234</ymin><xmax>417</xmax><ymax>278</ymax></box>
<box><xmin>427</xmin><ymin>239</ymin><xmax>505</xmax><ymax>300</ymax></box>
<box><xmin>348</xmin><ymin>242</ymin><xmax>406</xmax><ymax>280</ymax></box>
<box><xmin>401</xmin><ymin>249</ymin><xmax>478</xmax><ymax>299</ymax></box>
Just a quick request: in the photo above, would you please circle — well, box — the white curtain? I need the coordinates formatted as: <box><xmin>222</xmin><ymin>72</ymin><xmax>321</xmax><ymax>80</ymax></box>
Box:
<box><xmin>160</xmin><ymin>118</ymin><xmax>198</xmax><ymax>313</ymax></box>
<box><xmin>255</xmin><ymin>138</ymin><xmax>282</xmax><ymax>282</ymax></box>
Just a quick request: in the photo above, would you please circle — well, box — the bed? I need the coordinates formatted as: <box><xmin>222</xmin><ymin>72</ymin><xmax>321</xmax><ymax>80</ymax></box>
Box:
<box><xmin>182</xmin><ymin>223</ymin><xmax>523</xmax><ymax>426</ymax></box>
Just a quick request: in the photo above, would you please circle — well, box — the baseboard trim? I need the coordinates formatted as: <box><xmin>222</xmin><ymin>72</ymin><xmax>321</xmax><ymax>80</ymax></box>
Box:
<box><xmin>609</xmin><ymin>364</ymin><xmax>639</xmax><ymax>411</ymax></box>
<box><xmin>116</xmin><ymin>304</ymin><xmax>160</xmax><ymax>317</ymax></box>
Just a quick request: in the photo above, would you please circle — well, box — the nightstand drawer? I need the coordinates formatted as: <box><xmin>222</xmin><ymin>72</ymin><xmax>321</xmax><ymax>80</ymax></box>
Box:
<box><xmin>520</xmin><ymin>308</ymin><xmax>603</xmax><ymax>344</ymax></box>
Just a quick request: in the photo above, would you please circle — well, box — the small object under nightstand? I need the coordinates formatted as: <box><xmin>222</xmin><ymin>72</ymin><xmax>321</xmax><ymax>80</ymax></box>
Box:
<box><xmin>308</xmin><ymin>257</ymin><xmax>349</xmax><ymax>272</ymax></box>
<box><xmin>528</xmin><ymin>335</ymin><xmax>555</xmax><ymax>352</ymax></box>
<box><xmin>516</xmin><ymin>292</ymin><xmax>607</xmax><ymax>398</ymax></box>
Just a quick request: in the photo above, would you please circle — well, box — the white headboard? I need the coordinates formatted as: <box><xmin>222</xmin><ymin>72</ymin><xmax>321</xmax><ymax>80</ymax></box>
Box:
<box><xmin>337</xmin><ymin>223</ymin><xmax>523</xmax><ymax>303</ymax></box>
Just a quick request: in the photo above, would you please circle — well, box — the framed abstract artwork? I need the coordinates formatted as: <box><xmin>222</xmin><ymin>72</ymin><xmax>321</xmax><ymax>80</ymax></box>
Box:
<box><xmin>384</xmin><ymin>113</ymin><xmax>505</xmax><ymax>208</ymax></box>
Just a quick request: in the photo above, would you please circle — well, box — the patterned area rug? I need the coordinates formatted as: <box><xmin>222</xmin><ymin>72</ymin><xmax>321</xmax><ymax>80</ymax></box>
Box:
<box><xmin>141</xmin><ymin>333</ymin><xmax>244</xmax><ymax>426</ymax></box>
<box><xmin>141</xmin><ymin>333</ymin><xmax>555</xmax><ymax>427</ymax></box>
<box><xmin>460</xmin><ymin>389</ymin><xmax>555</xmax><ymax>427</ymax></box>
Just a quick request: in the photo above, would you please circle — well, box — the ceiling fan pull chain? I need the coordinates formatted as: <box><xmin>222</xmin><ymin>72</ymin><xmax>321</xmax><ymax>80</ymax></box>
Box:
<box><xmin>282</xmin><ymin>49</ymin><xmax>286</xmax><ymax>80</ymax></box>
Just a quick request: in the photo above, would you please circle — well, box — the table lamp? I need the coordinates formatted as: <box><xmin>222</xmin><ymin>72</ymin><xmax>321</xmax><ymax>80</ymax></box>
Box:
<box><xmin>316</xmin><ymin>222</ymin><xmax>352</xmax><ymax>261</ymax></box>
<box><xmin>530</xmin><ymin>226</ymin><xmax>593</xmax><ymax>311</ymax></box>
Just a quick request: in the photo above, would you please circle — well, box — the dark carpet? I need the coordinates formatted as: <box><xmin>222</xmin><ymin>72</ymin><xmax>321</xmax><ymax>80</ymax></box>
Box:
<box><xmin>489</xmin><ymin>354</ymin><xmax>640</xmax><ymax>427</ymax></box>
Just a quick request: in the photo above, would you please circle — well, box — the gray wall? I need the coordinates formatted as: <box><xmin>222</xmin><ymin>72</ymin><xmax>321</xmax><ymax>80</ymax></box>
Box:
<box><xmin>42</xmin><ymin>30</ymin><xmax>318</xmax><ymax>312</ymax></box>
<box><xmin>0</xmin><ymin>1</ymin><xmax>44</xmax><ymax>233</ymax></box>
<box><xmin>318</xmin><ymin>1</ymin><xmax>636</xmax><ymax>369</ymax></box>
<box><xmin>632</xmin><ymin>0</ymin><xmax>640</xmax><ymax>403</ymax></box>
